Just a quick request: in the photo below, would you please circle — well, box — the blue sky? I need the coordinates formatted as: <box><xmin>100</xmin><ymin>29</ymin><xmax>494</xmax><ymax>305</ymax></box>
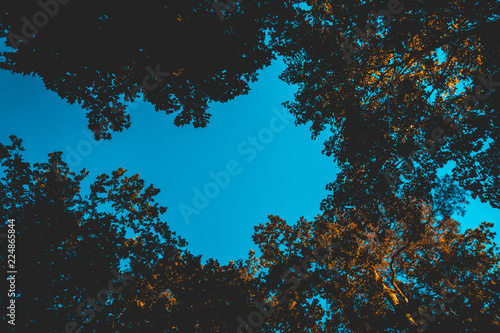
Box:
<box><xmin>0</xmin><ymin>49</ymin><xmax>499</xmax><ymax>265</ymax></box>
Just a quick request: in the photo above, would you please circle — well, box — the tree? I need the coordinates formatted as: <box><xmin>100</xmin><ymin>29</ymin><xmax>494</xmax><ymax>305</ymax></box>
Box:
<box><xmin>2</xmin><ymin>1</ymin><xmax>500</xmax><ymax>331</ymax></box>
<box><xmin>0</xmin><ymin>0</ymin><xmax>296</xmax><ymax>139</ymax></box>
<box><xmin>252</xmin><ymin>191</ymin><xmax>499</xmax><ymax>332</ymax></box>
<box><xmin>0</xmin><ymin>137</ymin><xmax>498</xmax><ymax>332</ymax></box>
<box><xmin>267</xmin><ymin>0</ymin><xmax>500</xmax><ymax>213</ymax></box>
<box><xmin>0</xmin><ymin>135</ymin><xmax>261</xmax><ymax>332</ymax></box>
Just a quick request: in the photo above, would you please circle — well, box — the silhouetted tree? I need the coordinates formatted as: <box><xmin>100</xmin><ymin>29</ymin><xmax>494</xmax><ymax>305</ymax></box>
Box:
<box><xmin>268</xmin><ymin>0</ymin><xmax>500</xmax><ymax>214</ymax></box>
<box><xmin>0</xmin><ymin>0</ymin><xmax>296</xmax><ymax>139</ymax></box>
<box><xmin>2</xmin><ymin>1</ymin><xmax>500</xmax><ymax>331</ymax></box>
<box><xmin>0</xmin><ymin>136</ymin><xmax>261</xmax><ymax>332</ymax></box>
<box><xmin>252</xmin><ymin>193</ymin><xmax>499</xmax><ymax>332</ymax></box>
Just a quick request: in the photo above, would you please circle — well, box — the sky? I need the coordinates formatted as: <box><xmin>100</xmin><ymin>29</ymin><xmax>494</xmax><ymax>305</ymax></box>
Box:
<box><xmin>0</xmin><ymin>44</ymin><xmax>499</xmax><ymax>265</ymax></box>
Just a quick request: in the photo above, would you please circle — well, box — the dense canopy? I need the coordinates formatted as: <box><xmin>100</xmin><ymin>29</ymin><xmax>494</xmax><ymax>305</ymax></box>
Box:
<box><xmin>1</xmin><ymin>0</ymin><xmax>499</xmax><ymax>332</ymax></box>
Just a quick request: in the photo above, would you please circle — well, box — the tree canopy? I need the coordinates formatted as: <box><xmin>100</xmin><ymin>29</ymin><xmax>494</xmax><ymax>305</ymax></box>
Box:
<box><xmin>269</xmin><ymin>0</ymin><xmax>499</xmax><ymax>215</ymax></box>
<box><xmin>1</xmin><ymin>136</ymin><xmax>499</xmax><ymax>331</ymax></box>
<box><xmin>1</xmin><ymin>0</ymin><xmax>499</xmax><ymax>332</ymax></box>
<box><xmin>0</xmin><ymin>136</ymin><xmax>263</xmax><ymax>332</ymax></box>
<box><xmin>0</xmin><ymin>0</ymin><xmax>294</xmax><ymax>139</ymax></box>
